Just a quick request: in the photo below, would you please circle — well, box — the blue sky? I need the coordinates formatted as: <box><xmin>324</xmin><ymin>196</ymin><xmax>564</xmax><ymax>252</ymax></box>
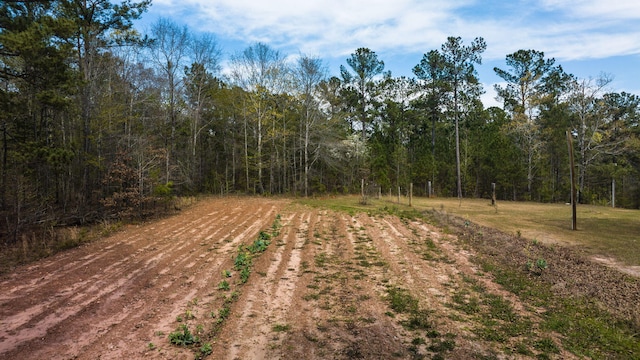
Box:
<box><xmin>137</xmin><ymin>0</ymin><xmax>640</xmax><ymax>106</ymax></box>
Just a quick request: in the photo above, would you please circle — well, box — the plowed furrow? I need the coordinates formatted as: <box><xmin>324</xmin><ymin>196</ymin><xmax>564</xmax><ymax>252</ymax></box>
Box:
<box><xmin>0</xmin><ymin>198</ymin><xmax>287</xmax><ymax>360</ymax></box>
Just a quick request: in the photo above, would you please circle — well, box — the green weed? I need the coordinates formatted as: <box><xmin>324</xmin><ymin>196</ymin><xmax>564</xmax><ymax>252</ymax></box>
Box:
<box><xmin>218</xmin><ymin>280</ymin><xmax>230</xmax><ymax>290</ymax></box>
<box><xmin>198</xmin><ymin>343</ymin><xmax>212</xmax><ymax>358</ymax></box>
<box><xmin>169</xmin><ymin>324</ymin><xmax>197</xmax><ymax>346</ymax></box>
<box><xmin>272</xmin><ymin>323</ymin><xmax>291</xmax><ymax>332</ymax></box>
<box><xmin>386</xmin><ymin>286</ymin><xmax>419</xmax><ymax>314</ymax></box>
<box><xmin>234</xmin><ymin>251</ymin><xmax>250</xmax><ymax>270</ymax></box>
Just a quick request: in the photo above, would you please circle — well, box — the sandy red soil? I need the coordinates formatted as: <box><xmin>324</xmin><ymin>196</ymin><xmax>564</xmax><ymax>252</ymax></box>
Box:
<box><xmin>0</xmin><ymin>197</ymin><xmax>591</xmax><ymax>359</ymax></box>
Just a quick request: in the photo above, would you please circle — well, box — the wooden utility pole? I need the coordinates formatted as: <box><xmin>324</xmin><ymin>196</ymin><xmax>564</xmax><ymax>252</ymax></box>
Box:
<box><xmin>566</xmin><ymin>131</ymin><xmax>577</xmax><ymax>230</ymax></box>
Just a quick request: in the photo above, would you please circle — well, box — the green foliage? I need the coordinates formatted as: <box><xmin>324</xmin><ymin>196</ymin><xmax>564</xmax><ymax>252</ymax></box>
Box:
<box><xmin>153</xmin><ymin>182</ymin><xmax>174</xmax><ymax>198</ymax></box>
<box><xmin>217</xmin><ymin>305</ymin><xmax>230</xmax><ymax>320</ymax></box>
<box><xmin>526</xmin><ymin>258</ymin><xmax>548</xmax><ymax>274</ymax></box>
<box><xmin>386</xmin><ymin>286</ymin><xmax>419</xmax><ymax>314</ymax></box>
<box><xmin>217</xmin><ymin>280</ymin><xmax>230</xmax><ymax>291</ymax></box>
<box><xmin>234</xmin><ymin>251</ymin><xmax>250</xmax><ymax>270</ymax></box>
<box><xmin>199</xmin><ymin>343</ymin><xmax>213</xmax><ymax>357</ymax></box>
<box><xmin>247</xmin><ymin>233</ymin><xmax>270</xmax><ymax>253</ymax></box>
<box><xmin>239</xmin><ymin>266</ymin><xmax>251</xmax><ymax>284</ymax></box>
<box><xmin>475</xmin><ymin>257</ymin><xmax>640</xmax><ymax>358</ymax></box>
<box><xmin>402</xmin><ymin>309</ymin><xmax>433</xmax><ymax>331</ymax></box>
<box><xmin>169</xmin><ymin>324</ymin><xmax>197</xmax><ymax>346</ymax></box>
<box><xmin>272</xmin><ymin>324</ymin><xmax>291</xmax><ymax>332</ymax></box>
<box><xmin>543</xmin><ymin>298</ymin><xmax>640</xmax><ymax>358</ymax></box>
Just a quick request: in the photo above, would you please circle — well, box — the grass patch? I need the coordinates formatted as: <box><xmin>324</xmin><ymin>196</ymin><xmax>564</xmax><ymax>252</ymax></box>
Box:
<box><xmin>272</xmin><ymin>324</ymin><xmax>291</xmax><ymax>332</ymax></box>
<box><xmin>478</xmin><ymin>259</ymin><xmax>640</xmax><ymax>358</ymax></box>
<box><xmin>543</xmin><ymin>298</ymin><xmax>640</xmax><ymax>358</ymax></box>
<box><xmin>386</xmin><ymin>286</ymin><xmax>419</xmax><ymax>314</ymax></box>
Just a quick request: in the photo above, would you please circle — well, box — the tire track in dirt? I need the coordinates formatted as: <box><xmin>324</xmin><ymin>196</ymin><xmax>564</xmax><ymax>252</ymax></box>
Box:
<box><xmin>0</xmin><ymin>197</ymin><xmax>286</xmax><ymax>360</ymax></box>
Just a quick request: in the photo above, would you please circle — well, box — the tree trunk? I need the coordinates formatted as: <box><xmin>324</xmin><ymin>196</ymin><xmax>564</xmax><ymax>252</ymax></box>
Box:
<box><xmin>454</xmin><ymin>89</ymin><xmax>462</xmax><ymax>199</ymax></box>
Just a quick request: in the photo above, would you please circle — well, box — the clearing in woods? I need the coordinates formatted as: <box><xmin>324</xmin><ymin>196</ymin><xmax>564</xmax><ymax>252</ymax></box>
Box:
<box><xmin>1</xmin><ymin>196</ymin><xmax>638</xmax><ymax>359</ymax></box>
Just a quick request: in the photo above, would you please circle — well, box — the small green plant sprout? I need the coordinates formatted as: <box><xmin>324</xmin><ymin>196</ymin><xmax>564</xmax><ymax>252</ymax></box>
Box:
<box><xmin>259</xmin><ymin>230</ymin><xmax>272</xmax><ymax>242</ymax></box>
<box><xmin>147</xmin><ymin>342</ymin><xmax>156</xmax><ymax>350</ymax></box>
<box><xmin>536</xmin><ymin>258</ymin><xmax>548</xmax><ymax>270</ymax></box>
<box><xmin>195</xmin><ymin>324</ymin><xmax>204</xmax><ymax>335</ymax></box>
<box><xmin>184</xmin><ymin>309</ymin><xmax>196</xmax><ymax>320</ymax></box>
<box><xmin>222</xmin><ymin>269</ymin><xmax>232</xmax><ymax>278</ymax></box>
<box><xmin>218</xmin><ymin>306</ymin><xmax>230</xmax><ymax>320</ymax></box>
<box><xmin>247</xmin><ymin>231</ymin><xmax>271</xmax><ymax>253</ymax></box>
<box><xmin>168</xmin><ymin>324</ymin><xmax>197</xmax><ymax>346</ymax></box>
<box><xmin>526</xmin><ymin>258</ymin><xmax>548</xmax><ymax>275</ymax></box>
<box><xmin>272</xmin><ymin>323</ymin><xmax>291</xmax><ymax>332</ymax></box>
<box><xmin>239</xmin><ymin>266</ymin><xmax>251</xmax><ymax>284</ymax></box>
<box><xmin>272</xmin><ymin>214</ymin><xmax>282</xmax><ymax>236</ymax></box>
<box><xmin>234</xmin><ymin>251</ymin><xmax>250</xmax><ymax>270</ymax></box>
<box><xmin>218</xmin><ymin>280</ymin><xmax>230</xmax><ymax>290</ymax></box>
<box><xmin>200</xmin><ymin>342</ymin><xmax>213</xmax><ymax>357</ymax></box>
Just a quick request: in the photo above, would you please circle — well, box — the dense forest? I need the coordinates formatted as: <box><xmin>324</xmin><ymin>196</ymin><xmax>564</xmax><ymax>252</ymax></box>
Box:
<box><xmin>1</xmin><ymin>1</ymin><xmax>639</xmax><ymax>242</ymax></box>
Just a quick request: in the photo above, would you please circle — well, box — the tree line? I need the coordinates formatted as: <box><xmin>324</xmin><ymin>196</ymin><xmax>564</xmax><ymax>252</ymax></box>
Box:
<box><xmin>1</xmin><ymin>1</ymin><xmax>639</xmax><ymax>242</ymax></box>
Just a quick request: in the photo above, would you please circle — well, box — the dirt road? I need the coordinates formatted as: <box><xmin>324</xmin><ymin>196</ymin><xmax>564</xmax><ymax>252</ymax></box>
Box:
<box><xmin>0</xmin><ymin>197</ymin><xmax>578</xmax><ymax>359</ymax></box>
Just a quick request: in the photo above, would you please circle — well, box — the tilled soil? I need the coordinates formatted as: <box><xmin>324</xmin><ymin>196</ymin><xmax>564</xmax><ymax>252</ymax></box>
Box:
<box><xmin>0</xmin><ymin>197</ymin><xmax>630</xmax><ymax>359</ymax></box>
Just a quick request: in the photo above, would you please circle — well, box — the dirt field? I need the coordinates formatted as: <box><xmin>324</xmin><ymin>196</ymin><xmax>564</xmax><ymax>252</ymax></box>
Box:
<box><xmin>0</xmin><ymin>197</ymin><xmax>635</xmax><ymax>359</ymax></box>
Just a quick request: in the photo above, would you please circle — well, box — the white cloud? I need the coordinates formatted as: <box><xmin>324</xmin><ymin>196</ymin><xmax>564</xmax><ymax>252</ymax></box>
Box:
<box><xmin>154</xmin><ymin>0</ymin><xmax>471</xmax><ymax>55</ymax></box>
<box><xmin>145</xmin><ymin>0</ymin><xmax>640</xmax><ymax>99</ymax></box>
<box><xmin>149</xmin><ymin>0</ymin><xmax>640</xmax><ymax>65</ymax></box>
<box><xmin>541</xmin><ymin>0</ymin><xmax>640</xmax><ymax>20</ymax></box>
<box><xmin>481</xmin><ymin>83</ymin><xmax>503</xmax><ymax>109</ymax></box>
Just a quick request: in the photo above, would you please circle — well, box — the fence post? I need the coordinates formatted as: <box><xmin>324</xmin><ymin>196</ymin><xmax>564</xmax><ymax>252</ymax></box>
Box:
<box><xmin>612</xmin><ymin>179</ymin><xmax>616</xmax><ymax>208</ymax></box>
<box><xmin>491</xmin><ymin>182</ymin><xmax>496</xmax><ymax>206</ymax></box>
<box><xmin>567</xmin><ymin>131</ymin><xmax>577</xmax><ymax>230</ymax></box>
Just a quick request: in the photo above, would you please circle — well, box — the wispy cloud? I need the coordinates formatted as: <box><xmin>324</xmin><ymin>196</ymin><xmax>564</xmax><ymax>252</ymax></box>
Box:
<box><xmin>148</xmin><ymin>0</ymin><xmax>640</xmax><ymax>63</ymax></box>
